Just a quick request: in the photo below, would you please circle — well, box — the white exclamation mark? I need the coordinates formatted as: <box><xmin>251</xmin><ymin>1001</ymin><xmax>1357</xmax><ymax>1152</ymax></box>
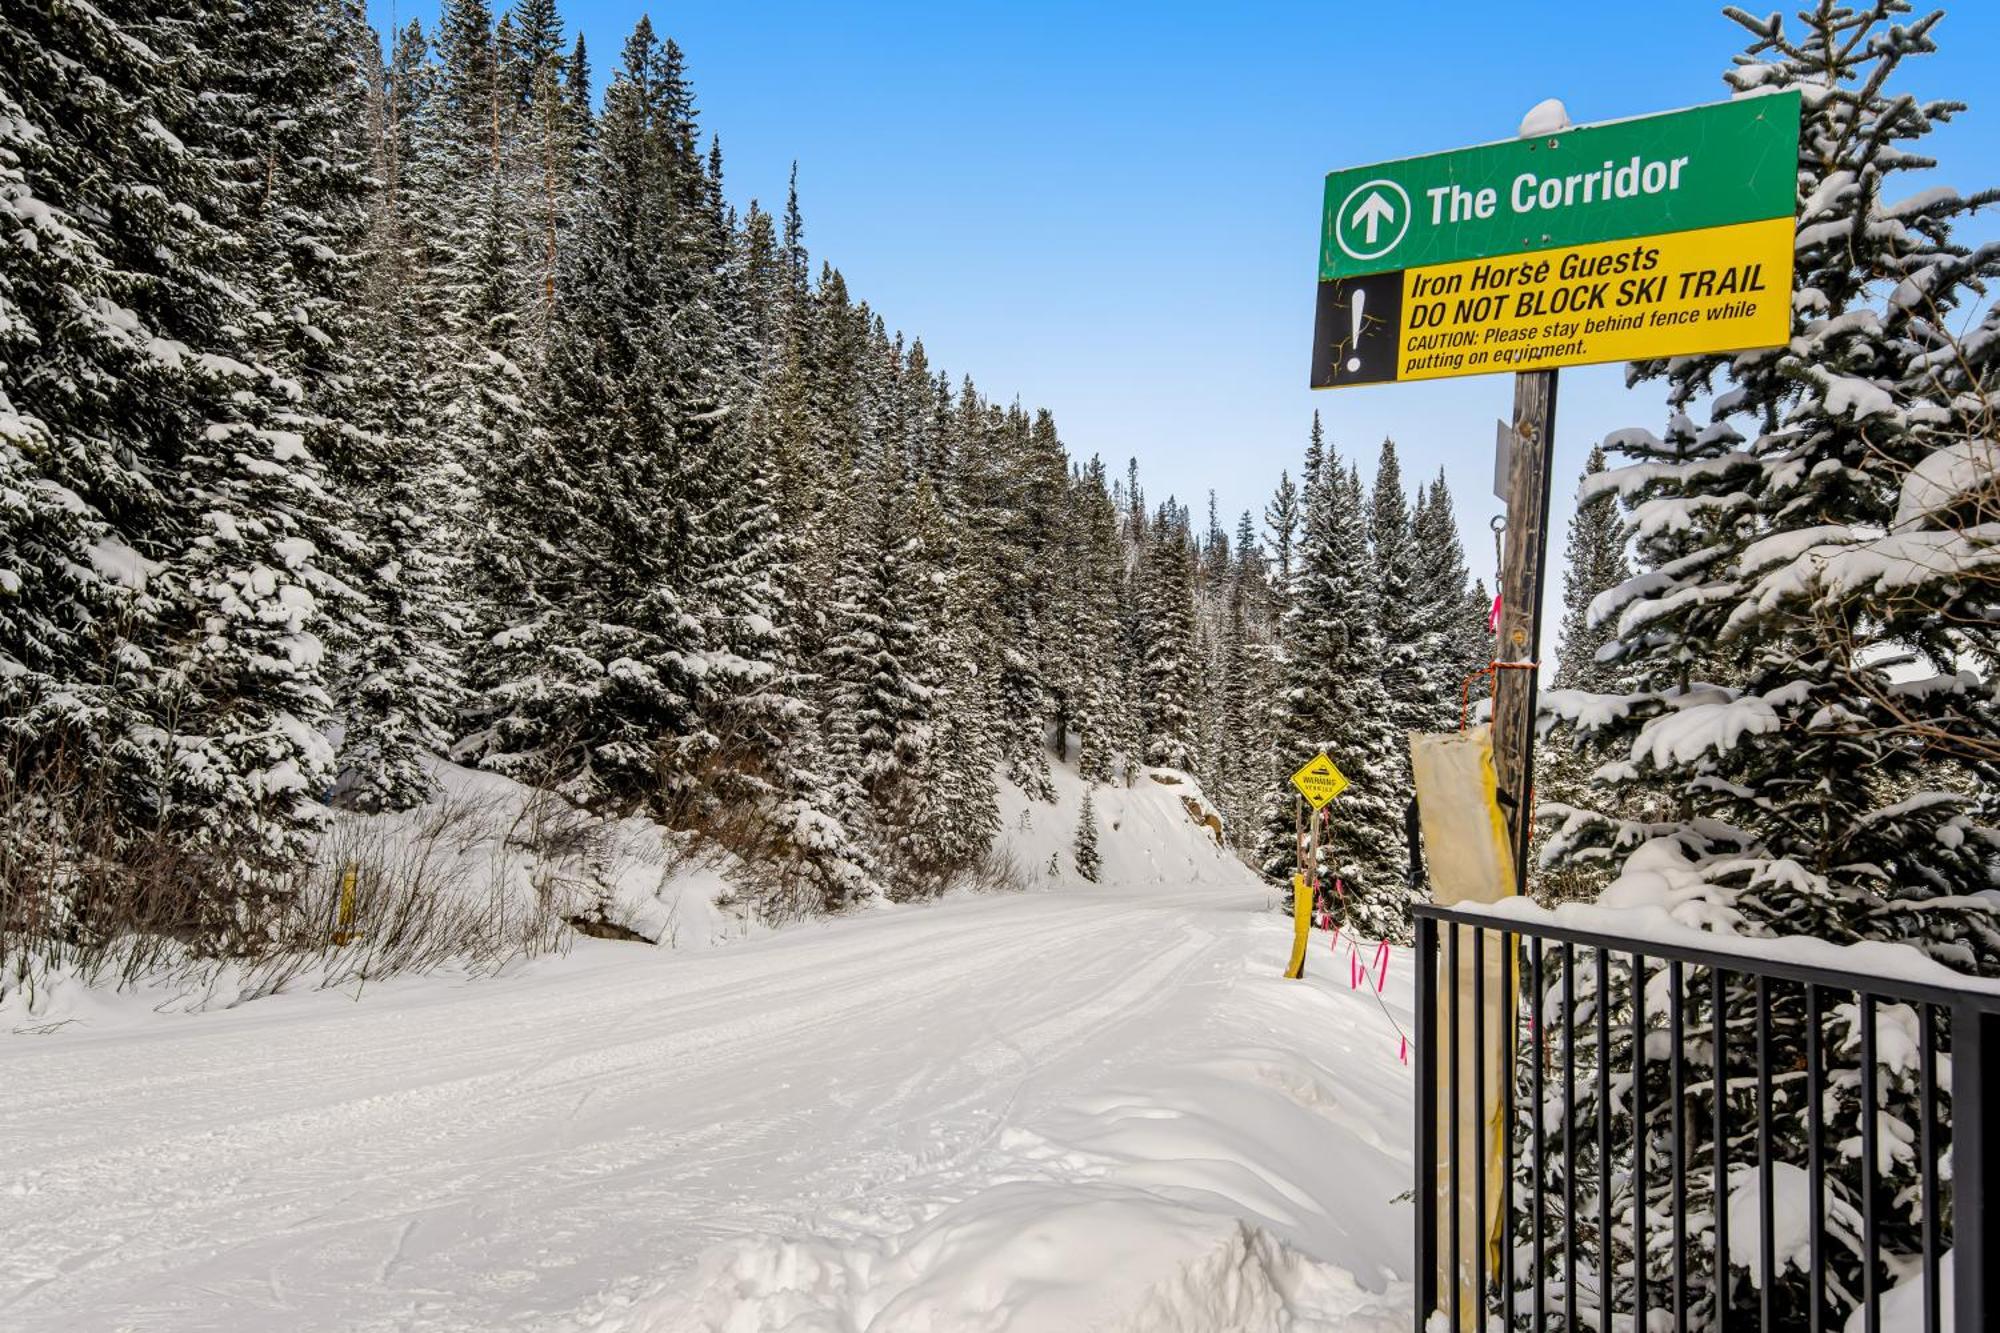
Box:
<box><xmin>1346</xmin><ymin>288</ymin><xmax>1365</xmax><ymax>373</ymax></box>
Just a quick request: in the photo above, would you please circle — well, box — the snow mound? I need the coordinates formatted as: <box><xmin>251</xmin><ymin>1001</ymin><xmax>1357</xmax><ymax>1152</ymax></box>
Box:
<box><xmin>329</xmin><ymin>755</ymin><xmax>742</xmax><ymax>949</ymax></box>
<box><xmin>649</xmin><ymin>1186</ymin><xmax>1403</xmax><ymax>1333</ymax></box>
<box><xmin>601</xmin><ymin>908</ymin><xmax>1416</xmax><ymax>1333</ymax></box>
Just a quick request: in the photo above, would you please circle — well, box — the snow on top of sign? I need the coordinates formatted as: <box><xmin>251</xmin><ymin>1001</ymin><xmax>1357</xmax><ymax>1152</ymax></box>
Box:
<box><xmin>1518</xmin><ymin>98</ymin><xmax>1572</xmax><ymax>137</ymax></box>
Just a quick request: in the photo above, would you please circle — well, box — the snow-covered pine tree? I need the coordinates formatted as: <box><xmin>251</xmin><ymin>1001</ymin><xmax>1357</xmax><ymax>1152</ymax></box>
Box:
<box><xmin>1207</xmin><ymin>508</ymin><xmax>1275</xmax><ymax>851</ymax></box>
<box><xmin>1265</xmin><ymin>441</ymin><xmax>1406</xmax><ymax>938</ymax></box>
<box><xmin>1027</xmin><ymin>414</ymin><xmax>1083</xmax><ymax>770</ymax></box>
<box><xmin>1072</xmin><ymin>457</ymin><xmax>1131</xmax><ymax>784</ymax></box>
<box><xmin>1409</xmin><ymin>469</ymin><xmax>1485</xmax><ymax>730</ymax></box>
<box><xmin>1550</xmin><ymin>443</ymin><xmax>1632</xmax><ymax>694</ymax></box>
<box><xmin>332</xmin><ymin>14</ymin><xmax>466</xmax><ymax>813</ymax></box>
<box><xmin>823</xmin><ymin>449</ymin><xmax>935</xmax><ymax>896</ymax></box>
<box><xmin>0</xmin><ymin>0</ymin><xmax>167</xmax><ymax>888</ymax></box>
<box><xmin>1369</xmin><ymin>439</ymin><xmax>1425</xmax><ymax>768</ymax></box>
<box><xmin>218</xmin><ymin>0</ymin><xmax>444</xmax><ymax>820</ymax></box>
<box><xmin>1529</xmin><ymin>6</ymin><xmax>2000</xmax><ymax>1326</ymax></box>
<box><xmin>3</xmin><ymin>0</ymin><xmax>365</xmax><ymax>924</ymax></box>
<box><xmin>901</xmin><ymin>468</ymin><xmax>1001</xmax><ymax>878</ymax></box>
<box><xmin>466</xmin><ymin>17</ymin><xmax>710</xmax><ymax>811</ymax></box>
<box><xmin>507</xmin><ymin>0</ymin><xmax>579</xmax><ymax>362</ymax></box>
<box><xmin>1137</xmin><ymin>502</ymin><xmax>1200</xmax><ymax>773</ymax></box>
<box><xmin>1533</xmin><ymin>444</ymin><xmax>1636</xmax><ymax>901</ymax></box>
<box><xmin>1001</xmin><ymin>408</ymin><xmax>1064</xmax><ymax>799</ymax></box>
<box><xmin>1264</xmin><ymin>467</ymin><xmax>1301</xmax><ymax>618</ymax></box>
<box><xmin>430</xmin><ymin>0</ymin><xmax>535</xmax><ymax>582</ymax></box>
<box><xmin>1074</xmin><ymin>786</ymin><xmax>1101</xmax><ymax>882</ymax></box>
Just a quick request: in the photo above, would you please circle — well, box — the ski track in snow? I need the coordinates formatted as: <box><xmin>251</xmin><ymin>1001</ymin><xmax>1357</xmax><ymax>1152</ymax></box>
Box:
<box><xmin>2</xmin><ymin>877</ymin><xmax>1414</xmax><ymax>1331</ymax></box>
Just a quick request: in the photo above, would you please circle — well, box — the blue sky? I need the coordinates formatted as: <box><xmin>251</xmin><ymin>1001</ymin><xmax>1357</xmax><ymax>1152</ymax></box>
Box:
<box><xmin>371</xmin><ymin>0</ymin><xmax>2000</xmax><ymax>601</ymax></box>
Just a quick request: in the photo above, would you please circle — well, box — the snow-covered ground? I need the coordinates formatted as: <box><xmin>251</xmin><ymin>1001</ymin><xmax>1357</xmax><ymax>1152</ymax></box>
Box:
<box><xmin>0</xmin><ymin>772</ymin><xmax>1417</xmax><ymax>1332</ymax></box>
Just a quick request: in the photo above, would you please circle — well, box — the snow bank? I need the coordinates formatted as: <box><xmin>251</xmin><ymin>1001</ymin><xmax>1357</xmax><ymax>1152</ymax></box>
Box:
<box><xmin>343</xmin><ymin>756</ymin><xmax>741</xmax><ymax>948</ymax></box>
<box><xmin>4</xmin><ymin>742</ymin><xmax>1254</xmax><ymax>1033</ymax></box>
<box><xmin>588</xmin><ymin>911</ymin><xmax>1416</xmax><ymax>1332</ymax></box>
<box><xmin>2</xmin><ymin>745</ymin><xmax>1414</xmax><ymax>1330</ymax></box>
<box><xmin>1844</xmin><ymin>1251</ymin><xmax>1953</xmax><ymax>1333</ymax></box>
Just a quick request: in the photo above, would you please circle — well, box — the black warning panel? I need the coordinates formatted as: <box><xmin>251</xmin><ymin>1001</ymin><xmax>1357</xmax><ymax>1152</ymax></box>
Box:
<box><xmin>1309</xmin><ymin>271</ymin><xmax>1403</xmax><ymax>388</ymax></box>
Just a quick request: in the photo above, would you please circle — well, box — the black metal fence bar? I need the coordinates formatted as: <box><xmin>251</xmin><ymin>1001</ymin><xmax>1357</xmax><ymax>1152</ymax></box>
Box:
<box><xmin>1712</xmin><ymin>965</ymin><xmax>1728</xmax><ymax>1333</ymax></box>
<box><xmin>1594</xmin><ymin>952</ymin><xmax>1611</xmax><ymax>1333</ymax></box>
<box><xmin>1411</xmin><ymin>904</ymin><xmax>2000</xmax><ymax>1333</ymax></box>
<box><xmin>1919</xmin><ymin>1004</ymin><xmax>1939</xmax><ymax>1333</ymax></box>
<box><xmin>1670</xmin><ymin>958</ymin><xmax>1688</xmax><ymax>1333</ymax></box>
<box><xmin>1757</xmin><ymin>975</ymin><xmax>1775</xmax><ymax>1333</ymax></box>
<box><xmin>1414</xmin><ymin>914</ymin><xmax>1439</xmax><ymax>1328</ymax></box>
<box><xmin>1955</xmin><ymin>1005</ymin><xmax>1997</xmax><ymax>1333</ymax></box>
<box><xmin>1632</xmin><ymin>951</ymin><xmax>1649</xmax><ymax>1327</ymax></box>
<box><xmin>1417</xmin><ymin>903</ymin><xmax>1996</xmax><ymax>1010</ymax></box>
<box><xmin>1533</xmin><ymin>936</ymin><xmax>1548</xmax><ymax>1333</ymax></box>
<box><xmin>1563</xmin><ymin>941</ymin><xmax>1578</xmax><ymax>1333</ymax></box>
<box><xmin>1806</xmin><ymin>983</ymin><xmax>1826</xmax><ymax>1333</ymax></box>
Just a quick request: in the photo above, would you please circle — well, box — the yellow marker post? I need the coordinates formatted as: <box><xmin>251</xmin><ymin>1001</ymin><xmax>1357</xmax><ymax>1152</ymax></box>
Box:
<box><xmin>1284</xmin><ymin>755</ymin><xmax>1348</xmax><ymax>977</ymax></box>
<box><xmin>333</xmin><ymin>863</ymin><xmax>358</xmax><ymax>945</ymax></box>
<box><xmin>1284</xmin><ymin>873</ymin><xmax>1313</xmax><ymax>979</ymax></box>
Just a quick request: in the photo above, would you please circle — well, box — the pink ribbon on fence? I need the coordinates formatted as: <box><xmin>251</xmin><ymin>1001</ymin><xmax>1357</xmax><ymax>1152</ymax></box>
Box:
<box><xmin>1489</xmin><ymin>593</ymin><xmax>1503</xmax><ymax>633</ymax></box>
<box><xmin>1341</xmin><ymin>939</ymin><xmax>1392</xmax><ymax>994</ymax></box>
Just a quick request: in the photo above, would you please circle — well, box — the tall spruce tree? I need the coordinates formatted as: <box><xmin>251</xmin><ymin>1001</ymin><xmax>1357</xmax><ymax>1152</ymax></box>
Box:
<box><xmin>1551</xmin><ymin>444</ymin><xmax>1631</xmax><ymax>695</ymax></box>
<box><xmin>1530</xmin><ymin>8</ymin><xmax>2000</xmax><ymax>1328</ymax></box>
<box><xmin>1369</xmin><ymin>439</ymin><xmax>1426</xmax><ymax>756</ymax></box>
<box><xmin>1137</xmin><ymin>503</ymin><xmax>1200</xmax><ymax>773</ymax></box>
<box><xmin>1267</xmin><ymin>441</ymin><xmax>1407</xmax><ymax>938</ymax></box>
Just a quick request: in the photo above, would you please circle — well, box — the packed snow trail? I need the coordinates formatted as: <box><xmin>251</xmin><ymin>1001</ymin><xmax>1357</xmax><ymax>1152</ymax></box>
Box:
<box><xmin>2</xmin><ymin>883</ymin><xmax>1414</xmax><ymax>1330</ymax></box>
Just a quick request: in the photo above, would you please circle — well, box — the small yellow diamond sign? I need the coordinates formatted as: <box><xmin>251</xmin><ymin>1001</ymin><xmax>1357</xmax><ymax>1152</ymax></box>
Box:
<box><xmin>1289</xmin><ymin>752</ymin><xmax>1349</xmax><ymax>810</ymax></box>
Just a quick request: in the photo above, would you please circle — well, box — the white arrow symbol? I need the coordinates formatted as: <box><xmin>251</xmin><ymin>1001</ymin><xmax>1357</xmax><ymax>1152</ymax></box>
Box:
<box><xmin>1352</xmin><ymin>190</ymin><xmax>1397</xmax><ymax>244</ymax></box>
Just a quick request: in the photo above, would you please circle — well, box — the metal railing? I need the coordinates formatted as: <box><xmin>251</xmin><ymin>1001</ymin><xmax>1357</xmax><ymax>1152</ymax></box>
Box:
<box><xmin>1413</xmin><ymin>903</ymin><xmax>2000</xmax><ymax>1333</ymax></box>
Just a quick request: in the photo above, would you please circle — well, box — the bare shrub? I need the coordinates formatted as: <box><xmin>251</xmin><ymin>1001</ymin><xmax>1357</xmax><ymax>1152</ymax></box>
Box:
<box><xmin>0</xmin><ymin>737</ymin><xmax>218</xmax><ymax>1007</ymax></box>
<box><xmin>0</xmin><ymin>756</ymin><xmax>587</xmax><ymax>1011</ymax></box>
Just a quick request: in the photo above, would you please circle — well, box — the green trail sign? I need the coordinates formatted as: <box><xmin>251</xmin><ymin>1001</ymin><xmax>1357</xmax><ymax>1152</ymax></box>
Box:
<box><xmin>1310</xmin><ymin>92</ymin><xmax>1800</xmax><ymax>388</ymax></box>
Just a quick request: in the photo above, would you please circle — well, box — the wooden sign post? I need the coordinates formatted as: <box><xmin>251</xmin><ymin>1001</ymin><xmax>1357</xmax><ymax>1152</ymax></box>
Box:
<box><xmin>1488</xmin><ymin>370</ymin><xmax>1558</xmax><ymax>892</ymax></box>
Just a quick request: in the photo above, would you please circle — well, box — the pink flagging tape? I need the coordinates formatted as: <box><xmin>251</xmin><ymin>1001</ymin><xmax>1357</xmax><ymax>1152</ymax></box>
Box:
<box><xmin>1350</xmin><ymin>948</ymin><xmax>1365</xmax><ymax>989</ymax></box>
<box><xmin>1489</xmin><ymin>593</ymin><xmax>1503</xmax><ymax>632</ymax></box>
<box><xmin>1330</xmin><ymin>925</ymin><xmax>1341</xmax><ymax>955</ymax></box>
<box><xmin>1399</xmin><ymin>1036</ymin><xmax>1408</xmax><ymax>1065</ymax></box>
<box><xmin>1373</xmin><ymin>939</ymin><xmax>1390</xmax><ymax>992</ymax></box>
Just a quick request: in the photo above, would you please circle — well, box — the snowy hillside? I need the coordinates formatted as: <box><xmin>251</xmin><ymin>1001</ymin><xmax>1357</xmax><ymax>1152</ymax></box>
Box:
<box><xmin>991</xmin><ymin>759</ymin><xmax>1250</xmax><ymax>891</ymax></box>
<box><xmin>0</xmin><ymin>761</ymin><xmax>1417</xmax><ymax>1332</ymax></box>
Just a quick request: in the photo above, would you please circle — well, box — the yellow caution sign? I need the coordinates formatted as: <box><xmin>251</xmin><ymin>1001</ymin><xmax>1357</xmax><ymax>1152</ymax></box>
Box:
<box><xmin>1392</xmin><ymin>217</ymin><xmax>1792</xmax><ymax>382</ymax></box>
<box><xmin>1284</xmin><ymin>873</ymin><xmax>1312</xmax><ymax>979</ymax></box>
<box><xmin>1289</xmin><ymin>752</ymin><xmax>1350</xmax><ymax>810</ymax></box>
